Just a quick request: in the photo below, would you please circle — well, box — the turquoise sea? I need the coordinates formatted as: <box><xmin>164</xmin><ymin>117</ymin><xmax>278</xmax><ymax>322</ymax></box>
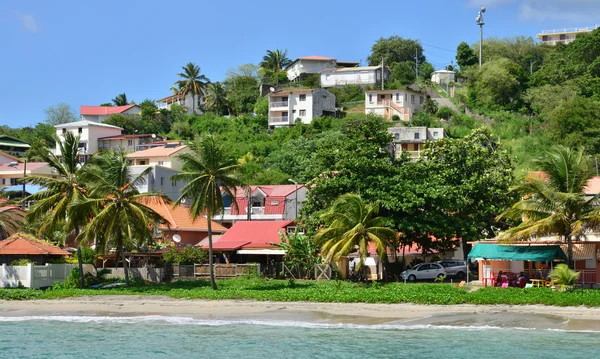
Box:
<box><xmin>1</xmin><ymin>315</ymin><xmax>599</xmax><ymax>358</ymax></box>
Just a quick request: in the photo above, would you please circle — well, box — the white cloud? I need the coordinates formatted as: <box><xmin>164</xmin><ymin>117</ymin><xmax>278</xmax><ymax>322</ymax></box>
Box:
<box><xmin>13</xmin><ymin>11</ymin><xmax>39</xmax><ymax>33</ymax></box>
<box><xmin>466</xmin><ymin>0</ymin><xmax>600</xmax><ymax>23</ymax></box>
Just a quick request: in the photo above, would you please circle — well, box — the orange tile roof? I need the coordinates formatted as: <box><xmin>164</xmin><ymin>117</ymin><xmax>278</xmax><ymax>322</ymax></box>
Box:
<box><xmin>144</xmin><ymin>198</ymin><xmax>227</xmax><ymax>232</ymax></box>
<box><xmin>0</xmin><ymin>233</ymin><xmax>70</xmax><ymax>256</ymax></box>
<box><xmin>125</xmin><ymin>145</ymin><xmax>187</xmax><ymax>158</ymax></box>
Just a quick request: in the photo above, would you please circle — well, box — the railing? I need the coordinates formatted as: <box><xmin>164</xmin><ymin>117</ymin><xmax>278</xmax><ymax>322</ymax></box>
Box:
<box><xmin>578</xmin><ymin>270</ymin><xmax>596</xmax><ymax>285</ymax></box>
<box><xmin>220</xmin><ymin>207</ymin><xmax>265</xmax><ymax>216</ymax></box>
<box><xmin>194</xmin><ymin>264</ymin><xmax>260</xmax><ymax>278</ymax></box>
<box><xmin>270</xmin><ymin>101</ymin><xmax>288</xmax><ymax>108</ymax></box>
<box><xmin>269</xmin><ymin>116</ymin><xmax>290</xmax><ymax>124</ymax></box>
<box><xmin>540</xmin><ymin>26</ymin><xmax>598</xmax><ymax>34</ymax></box>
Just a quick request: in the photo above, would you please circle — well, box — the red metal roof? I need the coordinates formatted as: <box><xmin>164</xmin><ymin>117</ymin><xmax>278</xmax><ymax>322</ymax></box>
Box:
<box><xmin>199</xmin><ymin>220</ymin><xmax>294</xmax><ymax>251</ymax></box>
<box><xmin>80</xmin><ymin>104</ymin><xmax>138</xmax><ymax>115</ymax></box>
<box><xmin>226</xmin><ymin>185</ymin><xmax>303</xmax><ymax>216</ymax></box>
<box><xmin>0</xmin><ymin>233</ymin><xmax>70</xmax><ymax>256</ymax></box>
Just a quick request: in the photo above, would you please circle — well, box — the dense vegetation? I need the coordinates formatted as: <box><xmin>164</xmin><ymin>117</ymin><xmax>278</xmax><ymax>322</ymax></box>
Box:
<box><xmin>2</xmin><ymin>278</ymin><xmax>600</xmax><ymax>307</ymax></box>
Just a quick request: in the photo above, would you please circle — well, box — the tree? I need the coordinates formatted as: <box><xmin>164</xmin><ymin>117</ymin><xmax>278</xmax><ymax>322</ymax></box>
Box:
<box><xmin>24</xmin><ymin>132</ymin><xmax>88</xmax><ymax>287</ymax></box>
<box><xmin>204</xmin><ymin>83</ymin><xmax>228</xmax><ymax>115</ymax></box>
<box><xmin>315</xmin><ymin>194</ymin><xmax>396</xmax><ymax>276</ymax></box>
<box><xmin>74</xmin><ymin>150</ymin><xmax>168</xmax><ymax>287</ymax></box>
<box><xmin>497</xmin><ymin>146</ymin><xmax>600</xmax><ymax>266</ymax></box>
<box><xmin>175</xmin><ymin>62</ymin><xmax>210</xmax><ymax>114</ymax></box>
<box><xmin>472</xmin><ymin>58</ymin><xmax>526</xmax><ymax>110</ymax></box>
<box><xmin>112</xmin><ymin>93</ymin><xmax>129</xmax><ymax>106</ymax></box>
<box><xmin>418</xmin><ymin>62</ymin><xmax>435</xmax><ymax>81</ymax></box>
<box><xmin>456</xmin><ymin>42</ymin><xmax>478</xmax><ymax>69</ymax></box>
<box><xmin>387</xmin><ymin>62</ymin><xmax>416</xmax><ymax>88</ymax></box>
<box><xmin>44</xmin><ymin>103</ymin><xmax>77</xmax><ymax>125</ymax></box>
<box><xmin>226</xmin><ymin>64</ymin><xmax>259</xmax><ymax>79</ymax></box>
<box><xmin>171</xmin><ymin>136</ymin><xmax>245</xmax><ymax>290</ymax></box>
<box><xmin>260</xmin><ymin>49</ymin><xmax>292</xmax><ymax>74</ymax></box>
<box><xmin>225</xmin><ymin>75</ymin><xmax>259</xmax><ymax>115</ymax></box>
<box><xmin>547</xmin><ymin>97</ymin><xmax>600</xmax><ymax>154</ymax></box>
<box><xmin>0</xmin><ymin>204</ymin><xmax>23</xmax><ymax>240</ymax></box>
<box><xmin>274</xmin><ymin>231</ymin><xmax>321</xmax><ymax>279</ymax></box>
<box><xmin>367</xmin><ymin>36</ymin><xmax>425</xmax><ymax>66</ymax></box>
<box><xmin>421</xmin><ymin>98</ymin><xmax>438</xmax><ymax>115</ymax></box>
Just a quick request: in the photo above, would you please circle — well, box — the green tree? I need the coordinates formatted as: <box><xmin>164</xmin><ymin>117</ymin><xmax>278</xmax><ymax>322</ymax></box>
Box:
<box><xmin>204</xmin><ymin>83</ymin><xmax>229</xmax><ymax>115</ymax></box>
<box><xmin>387</xmin><ymin>61</ymin><xmax>416</xmax><ymax>88</ymax></box>
<box><xmin>225</xmin><ymin>75</ymin><xmax>259</xmax><ymax>115</ymax></box>
<box><xmin>112</xmin><ymin>93</ymin><xmax>129</xmax><ymax>106</ymax></box>
<box><xmin>367</xmin><ymin>36</ymin><xmax>425</xmax><ymax>66</ymax></box>
<box><xmin>456</xmin><ymin>41</ymin><xmax>478</xmax><ymax>69</ymax></box>
<box><xmin>172</xmin><ymin>136</ymin><xmax>245</xmax><ymax>290</ymax></box>
<box><xmin>24</xmin><ymin>132</ymin><xmax>88</xmax><ymax>287</ymax></box>
<box><xmin>549</xmin><ymin>264</ymin><xmax>580</xmax><ymax>291</ymax></box>
<box><xmin>472</xmin><ymin>58</ymin><xmax>526</xmax><ymax>110</ymax></box>
<box><xmin>175</xmin><ymin>62</ymin><xmax>210</xmax><ymax>114</ymax></box>
<box><xmin>0</xmin><ymin>204</ymin><xmax>23</xmax><ymax>240</ymax></box>
<box><xmin>418</xmin><ymin>62</ymin><xmax>435</xmax><ymax>81</ymax></box>
<box><xmin>74</xmin><ymin>150</ymin><xmax>168</xmax><ymax>287</ymax></box>
<box><xmin>421</xmin><ymin>98</ymin><xmax>438</xmax><ymax>115</ymax></box>
<box><xmin>315</xmin><ymin>194</ymin><xmax>396</xmax><ymax>276</ymax></box>
<box><xmin>497</xmin><ymin>146</ymin><xmax>600</xmax><ymax>266</ymax></box>
<box><xmin>260</xmin><ymin>49</ymin><xmax>292</xmax><ymax>74</ymax></box>
<box><xmin>43</xmin><ymin>103</ymin><xmax>78</xmax><ymax>125</ymax></box>
<box><xmin>274</xmin><ymin>231</ymin><xmax>321</xmax><ymax>279</ymax></box>
<box><xmin>547</xmin><ymin>97</ymin><xmax>600</xmax><ymax>154</ymax></box>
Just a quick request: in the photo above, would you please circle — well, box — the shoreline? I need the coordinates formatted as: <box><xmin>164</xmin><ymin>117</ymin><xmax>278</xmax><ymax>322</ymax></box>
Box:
<box><xmin>2</xmin><ymin>296</ymin><xmax>600</xmax><ymax>331</ymax></box>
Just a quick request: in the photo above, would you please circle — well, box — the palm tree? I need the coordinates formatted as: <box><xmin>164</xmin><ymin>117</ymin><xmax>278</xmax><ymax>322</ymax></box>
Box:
<box><xmin>315</xmin><ymin>194</ymin><xmax>397</xmax><ymax>277</ymax></box>
<box><xmin>112</xmin><ymin>93</ymin><xmax>128</xmax><ymax>106</ymax></box>
<box><xmin>172</xmin><ymin>135</ymin><xmax>245</xmax><ymax>290</ymax></box>
<box><xmin>24</xmin><ymin>132</ymin><xmax>88</xmax><ymax>287</ymax></box>
<box><xmin>0</xmin><ymin>203</ymin><xmax>23</xmax><ymax>240</ymax></box>
<box><xmin>175</xmin><ymin>62</ymin><xmax>210</xmax><ymax>114</ymax></box>
<box><xmin>497</xmin><ymin>146</ymin><xmax>600</xmax><ymax>267</ymax></box>
<box><xmin>260</xmin><ymin>49</ymin><xmax>292</xmax><ymax>74</ymax></box>
<box><xmin>73</xmin><ymin>150</ymin><xmax>168</xmax><ymax>287</ymax></box>
<box><xmin>204</xmin><ymin>82</ymin><xmax>228</xmax><ymax>116</ymax></box>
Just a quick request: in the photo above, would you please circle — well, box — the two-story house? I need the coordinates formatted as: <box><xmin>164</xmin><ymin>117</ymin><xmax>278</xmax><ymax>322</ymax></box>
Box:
<box><xmin>268</xmin><ymin>89</ymin><xmax>336</xmax><ymax>127</ymax></box>
<box><xmin>320</xmin><ymin>66</ymin><xmax>389</xmax><ymax>88</ymax></box>
<box><xmin>98</xmin><ymin>134</ymin><xmax>159</xmax><ymax>153</ymax></box>
<box><xmin>0</xmin><ymin>136</ymin><xmax>30</xmax><ymax>158</ymax></box>
<box><xmin>365</xmin><ymin>89</ymin><xmax>426</xmax><ymax>121</ymax></box>
<box><xmin>125</xmin><ymin>143</ymin><xmax>187</xmax><ymax>169</ymax></box>
<box><xmin>54</xmin><ymin>120</ymin><xmax>123</xmax><ymax>162</ymax></box>
<box><xmin>211</xmin><ymin>185</ymin><xmax>307</xmax><ymax>228</ymax></box>
<box><xmin>536</xmin><ymin>26</ymin><xmax>598</xmax><ymax>45</ymax></box>
<box><xmin>388</xmin><ymin>126</ymin><xmax>446</xmax><ymax>160</ymax></box>
<box><xmin>156</xmin><ymin>92</ymin><xmax>204</xmax><ymax>115</ymax></box>
<box><xmin>0</xmin><ymin>162</ymin><xmax>54</xmax><ymax>188</ymax></box>
<box><xmin>285</xmin><ymin>56</ymin><xmax>359</xmax><ymax>82</ymax></box>
<box><xmin>80</xmin><ymin>105</ymin><xmax>140</xmax><ymax>123</ymax></box>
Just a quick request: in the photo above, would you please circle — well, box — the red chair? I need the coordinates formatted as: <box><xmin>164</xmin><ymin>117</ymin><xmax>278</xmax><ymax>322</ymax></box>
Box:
<box><xmin>518</xmin><ymin>277</ymin><xmax>526</xmax><ymax>288</ymax></box>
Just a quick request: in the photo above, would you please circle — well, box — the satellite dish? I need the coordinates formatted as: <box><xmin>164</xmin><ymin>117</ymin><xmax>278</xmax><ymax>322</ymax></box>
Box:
<box><xmin>173</xmin><ymin>234</ymin><xmax>182</xmax><ymax>243</ymax></box>
<box><xmin>151</xmin><ymin>134</ymin><xmax>156</xmax><ymax>139</ymax></box>
<box><xmin>269</xmin><ymin>87</ymin><xmax>275</xmax><ymax>92</ymax></box>
<box><xmin>181</xmin><ymin>198</ymin><xmax>187</xmax><ymax>204</ymax></box>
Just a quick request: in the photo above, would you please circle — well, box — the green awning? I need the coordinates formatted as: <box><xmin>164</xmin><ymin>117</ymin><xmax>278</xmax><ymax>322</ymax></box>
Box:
<box><xmin>467</xmin><ymin>244</ymin><xmax>568</xmax><ymax>262</ymax></box>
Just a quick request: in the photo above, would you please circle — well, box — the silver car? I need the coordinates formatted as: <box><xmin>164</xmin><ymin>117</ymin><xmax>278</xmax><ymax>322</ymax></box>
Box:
<box><xmin>401</xmin><ymin>263</ymin><xmax>446</xmax><ymax>282</ymax></box>
<box><xmin>436</xmin><ymin>260</ymin><xmax>467</xmax><ymax>279</ymax></box>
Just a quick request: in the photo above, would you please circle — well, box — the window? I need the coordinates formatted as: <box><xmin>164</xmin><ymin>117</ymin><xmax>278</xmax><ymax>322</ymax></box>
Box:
<box><xmin>417</xmin><ymin>264</ymin><xmax>430</xmax><ymax>271</ymax></box>
<box><xmin>79</xmin><ymin>156</ymin><xmax>86</xmax><ymax>163</ymax></box>
<box><xmin>433</xmin><ymin>131</ymin><xmax>438</xmax><ymax>137</ymax></box>
<box><xmin>419</xmin><ymin>96</ymin><xmax>424</xmax><ymax>104</ymax></box>
<box><xmin>62</xmin><ymin>128</ymin><xmax>67</xmax><ymax>135</ymax></box>
<box><xmin>78</xmin><ymin>127</ymin><xmax>82</xmax><ymax>134</ymax></box>
<box><xmin>139</xmin><ymin>160</ymin><xmax>146</xmax><ymax>165</ymax></box>
<box><xmin>414</xmin><ymin>133</ymin><xmax>420</xmax><ymax>139</ymax></box>
<box><xmin>286</xmin><ymin>226</ymin><xmax>296</xmax><ymax>234</ymax></box>
<box><xmin>158</xmin><ymin>161</ymin><xmax>164</xmax><ymax>166</ymax></box>
<box><xmin>411</xmin><ymin>95</ymin><xmax>415</xmax><ymax>103</ymax></box>
<box><xmin>271</xmin><ymin>200</ymin><xmax>279</xmax><ymax>206</ymax></box>
<box><xmin>369</xmin><ymin>94</ymin><xmax>373</xmax><ymax>103</ymax></box>
<box><xmin>299</xmin><ymin>94</ymin><xmax>306</xmax><ymax>101</ymax></box>
<box><xmin>172</xmin><ymin>180</ymin><xmax>177</xmax><ymax>187</ymax></box>
<box><xmin>160</xmin><ymin>177</ymin><xmax>164</xmax><ymax>186</ymax></box>
<box><xmin>394</xmin><ymin>133</ymin><xmax>400</xmax><ymax>140</ymax></box>
<box><xmin>1</xmin><ymin>179</ymin><xmax>4</xmax><ymax>185</ymax></box>
<box><xmin>395</xmin><ymin>93</ymin><xmax>399</xmax><ymax>101</ymax></box>
<box><xmin>127</xmin><ymin>140</ymin><xmax>133</xmax><ymax>147</ymax></box>
<box><xmin>299</xmin><ymin>109</ymin><xmax>306</xmax><ymax>116</ymax></box>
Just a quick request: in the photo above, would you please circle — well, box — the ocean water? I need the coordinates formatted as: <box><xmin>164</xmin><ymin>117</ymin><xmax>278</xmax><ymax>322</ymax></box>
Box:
<box><xmin>1</xmin><ymin>315</ymin><xmax>599</xmax><ymax>358</ymax></box>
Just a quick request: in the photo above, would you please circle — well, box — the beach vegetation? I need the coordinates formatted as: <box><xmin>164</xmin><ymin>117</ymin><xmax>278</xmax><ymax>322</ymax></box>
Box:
<box><xmin>274</xmin><ymin>231</ymin><xmax>321</xmax><ymax>279</ymax></box>
<box><xmin>162</xmin><ymin>246</ymin><xmax>209</xmax><ymax>265</ymax></box>
<box><xmin>549</xmin><ymin>264</ymin><xmax>580</xmax><ymax>292</ymax></box>
<box><xmin>172</xmin><ymin>135</ymin><xmax>246</xmax><ymax>290</ymax></box>
<box><xmin>9</xmin><ymin>259</ymin><xmax>33</xmax><ymax>266</ymax></box>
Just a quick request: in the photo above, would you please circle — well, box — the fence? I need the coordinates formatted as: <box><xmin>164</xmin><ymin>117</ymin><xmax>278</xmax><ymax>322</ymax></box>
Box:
<box><xmin>103</xmin><ymin>267</ymin><xmax>166</xmax><ymax>283</ymax></box>
<box><xmin>194</xmin><ymin>264</ymin><xmax>260</xmax><ymax>278</ymax></box>
<box><xmin>0</xmin><ymin>263</ymin><xmax>81</xmax><ymax>289</ymax></box>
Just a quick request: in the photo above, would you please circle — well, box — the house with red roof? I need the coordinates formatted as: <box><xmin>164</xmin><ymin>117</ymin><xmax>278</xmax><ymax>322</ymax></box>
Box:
<box><xmin>212</xmin><ymin>185</ymin><xmax>307</xmax><ymax>227</ymax></box>
<box><xmin>285</xmin><ymin>56</ymin><xmax>359</xmax><ymax>82</ymax></box>
<box><xmin>80</xmin><ymin>104</ymin><xmax>140</xmax><ymax>123</ymax></box>
<box><xmin>0</xmin><ymin>233</ymin><xmax>70</xmax><ymax>265</ymax></box>
<box><xmin>268</xmin><ymin>88</ymin><xmax>336</xmax><ymax>127</ymax></box>
<box><xmin>198</xmin><ymin>220</ymin><xmax>295</xmax><ymax>264</ymax></box>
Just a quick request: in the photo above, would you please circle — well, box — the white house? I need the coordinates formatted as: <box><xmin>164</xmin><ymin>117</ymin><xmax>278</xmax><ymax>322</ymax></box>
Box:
<box><xmin>156</xmin><ymin>92</ymin><xmax>204</xmax><ymax>115</ymax></box>
<box><xmin>0</xmin><ymin>162</ymin><xmax>54</xmax><ymax>188</ymax></box>
<box><xmin>80</xmin><ymin>105</ymin><xmax>140</xmax><ymax>123</ymax></box>
<box><xmin>431</xmin><ymin>70</ymin><xmax>456</xmax><ymax>85</ymax></box>
<box><xmin>320</xmin><ymin>66</ymin><xmax>389</xmax><ymax>88</ymax></box>
<box><xmin>130</xmin><ymin>165</ymin><xmax>185</xmax><ymax>201</ymax></box>
<box><xmin>268</xmin><ymin>89</ymin><xmax>336</xmax><ymax>127</ymax></box>
<box><xmin>388</xmin><ymin>126</ymin><xmax>446</xmax><ymax>160</ymax></box>
<box><xmin>54</xmin><ymin>120</ymin><xmax>123</xmax><ymax>161</ymax></box>
<box><xmin>285</xmin><ymin>56</ymin><xmax>358</xmax><ymax>82</ymax></box>
<box><xmin>125</xmin><ymin>143</ymin><xmax>188</xmax><ymax>171</ymax></box>
<box><xmin>365</xmin><ymin>89</ymin><xmax>426</xmax><ymax>121</ymax></box>
<box><xmin>536</xmin><ymin>26</ymin><xmax>598</xmax><ymax>45</ymax></box>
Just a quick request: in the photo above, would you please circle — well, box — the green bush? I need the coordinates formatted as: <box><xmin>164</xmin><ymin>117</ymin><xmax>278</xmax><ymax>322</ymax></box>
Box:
<box><xmin>162</xmin><ymin>246</ymin><xmax>208</xmax><ymax>265</ymax></box>
<box><xmin>436</xmin><ymin>106</ymin><xmax>456</xmax><ymax>120</ymax></box>
<box><xmin>10</xmin><ymin>259</ymin><xmax>33</xmax><ymax>266</ymax></box>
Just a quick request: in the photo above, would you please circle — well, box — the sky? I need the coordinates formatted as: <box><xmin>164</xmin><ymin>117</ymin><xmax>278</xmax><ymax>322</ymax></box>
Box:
<box><xmin>1</xmin><ymin>0</ymin><xmax>599</xmax><ymax>127</ymax></box>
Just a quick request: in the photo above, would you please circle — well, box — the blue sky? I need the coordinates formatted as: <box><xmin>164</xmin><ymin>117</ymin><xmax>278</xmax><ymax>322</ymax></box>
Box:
<box><xmin>1</xmin><ymin>0</ymin><xmax>599</xmax><ymax>127</ymax></box>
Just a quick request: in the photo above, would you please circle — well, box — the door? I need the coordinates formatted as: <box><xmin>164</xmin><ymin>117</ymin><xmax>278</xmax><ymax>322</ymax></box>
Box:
<box><xmin>417</xmin><ymin>264</ymin><xmax>431</xmax><ymax>279</ymax></box>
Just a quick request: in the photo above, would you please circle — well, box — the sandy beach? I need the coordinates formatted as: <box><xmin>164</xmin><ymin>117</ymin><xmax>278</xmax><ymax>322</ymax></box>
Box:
<box><xmin>2</xmin><ymin>296</ymin><xmax>600</xmax><ymax>331</ymax></box>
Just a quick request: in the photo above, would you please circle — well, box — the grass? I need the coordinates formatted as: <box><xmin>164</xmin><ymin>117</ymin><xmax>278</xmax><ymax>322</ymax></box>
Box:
<box><xmin>2</xmin><ymin>278</ymin><xmax>600</xmax><ymax>307</ymax></box>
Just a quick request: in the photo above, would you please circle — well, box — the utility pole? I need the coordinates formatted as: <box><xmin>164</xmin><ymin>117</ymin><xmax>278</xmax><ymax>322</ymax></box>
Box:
<box><xmin>381</xmin><ymin>57</ymin><xmax>385</xmax><ymax>90</ymax></box>
<box><xmin>530</xmin><ymin>60</ymin><xmax>533</xmax><ymax>75</ymax></box>
<box><xmin>21</xmin><ymin>159</ymin><xmax>27</xmax><ymax>208</ymax></box>
<box><xmin>415</xmin><ymin>49</ymin><xmax>419</xmax><ymax>78</ymax></box>
<box><xmin>476</xmin><ymin>6</ymin><xmax>486</xmax><ymax>69</ymax></box>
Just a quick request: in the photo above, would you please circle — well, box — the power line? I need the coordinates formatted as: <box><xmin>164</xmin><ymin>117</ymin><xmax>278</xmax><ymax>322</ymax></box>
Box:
<box><xmin>421</xmin><ymin>42</ymin><xmax>455</xmax><ymax>53</ymax></box>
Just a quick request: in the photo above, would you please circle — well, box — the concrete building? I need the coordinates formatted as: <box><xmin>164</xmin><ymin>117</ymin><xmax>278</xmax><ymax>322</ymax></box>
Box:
<box><xmin>365</xmin><ymin>89</ymin><xmax>426</xmax><ymax>121</ymax></box>
<box><xmin>388</xmin><ymin>126</ymin><xmax>446</xmax><ymax>160</ymax></box>
<box><xmin>285</xmin><ymin>56</ymin><xmax>358</xmax><ymax>82</ymax></box>
<box><xmin>536</xmin><ymin>26</ymin><xmax>598</xmax><ymax>45</ymax></box>
<box><xmin>431</xmin><ymin>70</ymin><xmax>456</xmax><ymax>85</ymax></box>
<box><xmin>54</xmin><ymin>120</ymin><xmax>123</xmax><ymax>162</ymax></box>
<box><xmin>80</xmin><ymin>105</ymin><xmax>140</xmax><ymax>123</ymax></box>
<box><xmin>0</xmin><ymin>136</ymin><xmax>30</xmax><ymax>158</ymax></box>
<box><xmin>156</xmin><ymin>92</ymin><xmax>204</xmax><ymax>115</ymax></box>
<box><xmin>125</xmin><ymin>143</ymin><xmax>188</xmax><ymax>171</ymax></box>
<box><xmin>130</xmin><ymin>165</ymin><xmax>186</xmax><ymax>201</ymax></box>
<box><xmin>268</xmin><ymin>89</ymin><xmax>336</xmax><ymax>127</ymax></box>
<box><xmin>320</xmin><ymin>66</ymin><xmax>389</xmax><ymax>88</ymax></box>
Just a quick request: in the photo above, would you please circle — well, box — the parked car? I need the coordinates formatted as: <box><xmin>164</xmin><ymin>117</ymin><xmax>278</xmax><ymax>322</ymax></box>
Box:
<box><xmin>437</xmin><ymin>259</ymin><xmax>467</xmax><ymax>279</ymax></box>
<box><xmin>401</xmin><ymin>263</ymin><xmax>446</xmax><ymax>282</ymax></box>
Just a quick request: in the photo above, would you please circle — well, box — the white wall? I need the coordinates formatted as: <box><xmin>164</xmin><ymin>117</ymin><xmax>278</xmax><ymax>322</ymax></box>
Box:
<box><xmin>284</xmin><ymin>186</ymin><xmax>308</xmax><ymax>220</ymax></box>
<box><xmin>311</xmin><ymin>89</ymin><xmax>336</xmax><ymax>121</ymax></box>
<box><xmin>286</xmin><ymin>59</ymin><xmax>336</xmax><ymax>81</ymax></box>
<box><xmin>130</xmin><ymin>165</ymin><xmax>185</xmax><ymax>200</ymax></box>
<box><xmin>55</xmin><ymin>125</ymin><xmax>122</xmax><ymax>156</ymax></box>
<box><xmin>321</xmin><ymin>69</ymin><xmax>380</xmax><ymax>87</ymax></box>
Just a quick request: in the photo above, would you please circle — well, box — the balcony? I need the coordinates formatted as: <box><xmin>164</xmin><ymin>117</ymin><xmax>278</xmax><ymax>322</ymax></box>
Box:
<box><xmin>158</xmin><ymin>100</ymin><xmax>187</xmax><ymax>110</ymax></box>
<box><xmin>270</xmin><ymin>101</ymin><xmax>288</xmax><ymax>108</ymax></box>
<box><xmin>269</xmin><ymin>116</ymin><xmax>290</xmax><ymax>125</ymax></box>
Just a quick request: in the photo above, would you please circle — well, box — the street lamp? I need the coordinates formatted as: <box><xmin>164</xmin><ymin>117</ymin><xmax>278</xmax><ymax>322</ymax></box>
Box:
<box><xmin>288</xmin><ymin>179</ymin><xmax>298</xmax><ymax>219</ymax></box>
<box><xmin>476</xmin><ymin>6</ymin><xmax>486</xmax><ymax>69</ymax></box>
